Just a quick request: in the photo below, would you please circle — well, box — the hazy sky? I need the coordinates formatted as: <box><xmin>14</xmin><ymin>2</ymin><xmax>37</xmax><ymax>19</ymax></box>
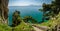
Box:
<box><xmin>9</xmin><ymin>0</ymin><xmax>52</xmax><ymax>6</ymax></box>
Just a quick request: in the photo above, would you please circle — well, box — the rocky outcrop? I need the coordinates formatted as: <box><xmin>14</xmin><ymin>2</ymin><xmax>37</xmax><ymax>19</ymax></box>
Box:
<box><xmin>0</xmin><ymin>0</ymin><xmax>9</xmax><ymax>24</ymax></box>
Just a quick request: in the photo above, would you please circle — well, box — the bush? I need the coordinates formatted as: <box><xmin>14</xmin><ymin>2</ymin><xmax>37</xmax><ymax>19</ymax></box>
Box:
<box><xmin>0</xmin><ymin>23</ymin><xmax>12</xmax><ymax>31</ymax></box>
<box><xmin>13</xmin><ymin>21</ymin><xmax>34</xmax><ymax>31</ymax></box>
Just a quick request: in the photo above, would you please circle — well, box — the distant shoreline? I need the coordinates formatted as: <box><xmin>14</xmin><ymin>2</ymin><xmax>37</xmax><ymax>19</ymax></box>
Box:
<box><xmin>8</xmin><ymin>6</ymin><xmax>42</xmax><ymax>7</ymax></box>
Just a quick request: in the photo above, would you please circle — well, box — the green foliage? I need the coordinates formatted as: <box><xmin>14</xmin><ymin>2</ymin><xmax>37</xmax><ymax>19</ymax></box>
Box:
<box><xmin>0</xmin><ymin>22</ymin><xmax>34</xmax><ymax>31</ymax></box>
<box><xmin>39</xmin><ymin>0</ymin><xmax>60</xmax><ymax>21</ymax></box>
<box><xmin>12</xmin><ymin>10</ymin><xmax>22</xmax><ymax>27</ymax></box>
<box><xmin>39</xmin><ymin>13</ymin><xmax>60</xmax><ymax>31</ymax></box>
<box><xmin>23</xmin><ymin>16</ymin><xmax>37</xmax><ymax>23</ymax></box>
<box><xmin>13</xmin><ymin>21</ymin><xmax>34</xmax><ymax>31</ymax></box>
<box><xmin>38</xmin><ymin>0</ymin><xmax>60</xmax><ymax>31</ymax></box>
<box><xmin>0</xmin><ymin>23</ymin><xmax>12</xmax><ymax>31</ymax></box>
<box><xmin>11</xmin><ymin>11</ymin><xmax>34</xmax><ymax>31</ymax></box>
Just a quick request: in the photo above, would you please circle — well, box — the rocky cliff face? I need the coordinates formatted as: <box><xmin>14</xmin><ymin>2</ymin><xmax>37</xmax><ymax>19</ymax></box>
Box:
<box><xmin>0</xmin><ymin>0</ymin><xmax>9</xmax><ymax>24</ymax></box>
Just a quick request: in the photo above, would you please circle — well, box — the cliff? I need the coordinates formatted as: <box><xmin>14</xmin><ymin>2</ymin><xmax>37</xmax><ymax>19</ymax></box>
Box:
<box><xmin>0</xmin><ymin>0</ymin><xmax>9</xmax><ymax>24</ymax></box>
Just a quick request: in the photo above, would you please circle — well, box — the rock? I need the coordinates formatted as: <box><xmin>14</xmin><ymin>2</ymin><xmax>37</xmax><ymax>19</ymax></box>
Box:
<box><xmin>0</xmin><ymin>0</ymin><xmax>9</xmax><ymax>24</ymax></box>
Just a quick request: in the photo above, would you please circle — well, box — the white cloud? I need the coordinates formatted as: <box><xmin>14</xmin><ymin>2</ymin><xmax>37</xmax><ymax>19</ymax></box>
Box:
<box><xmin>9</xmin><ymin>2</ymin><xmax>30</xmax><ymax>6</ymax></box>
<box><xmin>9</xmin><ymin>0</ymin><xmax>42</xmax><ymax>6</ymax></box>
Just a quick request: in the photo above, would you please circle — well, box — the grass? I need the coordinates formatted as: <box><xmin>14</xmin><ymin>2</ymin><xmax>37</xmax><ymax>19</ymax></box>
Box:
<box><xmin>0</xmin><ymin>23</ymin><xmax>12</xmax><ymax>31</ymax></box>
<box><xmin>39</xmin><ymin>13</ymin><xmax>60</xmax><ymax>27</ymax></box>
<box><xmin>13</xmin><ymin>21</ymin><xmax>34</xmax><ymax>31</ymax></box>
<box><xmin>0</xmin><ymin>21</ymin><xmax>34</xmax><ymax>31</ymax></box>
<box><xmin>36</xmin><ymin>13</ymin><xmax>60</xmax><ymax>31</ymax></box>
<box><xmin>40</xmin><ymin>20</ymin><xmax>56</xmax><ymax>28</ymax></box>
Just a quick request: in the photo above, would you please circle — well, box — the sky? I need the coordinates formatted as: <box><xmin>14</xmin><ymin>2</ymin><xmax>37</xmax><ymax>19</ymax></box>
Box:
<box><xmin>9</xmin><ymin>0</ymin><xmax>52</xmax><ymax>6</ymax></box>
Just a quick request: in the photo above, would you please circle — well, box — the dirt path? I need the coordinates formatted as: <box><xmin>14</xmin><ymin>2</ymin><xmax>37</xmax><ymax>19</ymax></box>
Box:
<box><xmin>32</xmin><ymin>26</ymin><xmax>43</xmax><ymax>31</ymax></box>
<box><xmin>25</xmin><ymin>23</ymin><xmax>49</xmax><ymax>31</ymax></box>
<box><xmin>32</xmin><ymin>24</ymin><xmax>50</xmax><ymax>31</ymax></box>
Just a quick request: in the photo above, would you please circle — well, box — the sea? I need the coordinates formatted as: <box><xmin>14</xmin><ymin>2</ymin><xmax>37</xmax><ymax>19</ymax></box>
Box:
<box><xmin>8</xmin><ymin>6</ymin><xmax>43</xmax><ymax>25</ymax></box>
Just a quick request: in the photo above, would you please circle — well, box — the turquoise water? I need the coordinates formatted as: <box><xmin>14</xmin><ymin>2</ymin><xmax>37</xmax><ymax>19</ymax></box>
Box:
<box><xmin>8</xmin><ymin>6</ymin><xmax>43</xmax><ymax>25</ymax></box>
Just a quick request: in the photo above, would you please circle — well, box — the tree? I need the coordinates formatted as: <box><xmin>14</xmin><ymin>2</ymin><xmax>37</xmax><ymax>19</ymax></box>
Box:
<box><xmin>23</xmin><ymin>16</ymin><xmax>37</xmax><ymax>23</ymax></box>
<box><xmin>12</xmin><ymin>10</ymin><xmax>22</xmax><ymax>27</ymax></box>
<box><xmin>55</xmin><ymin>0</ymin><xmax>60</xmax><ymax>9</ymax></box>
<box><xmin>39</xmin><ymin>0</ymin><xmax>60</xmax><ymax>21</ymax></box>
<box><xmin>40</xmin><ymin>3</ymin><xmax>51</xmax><ymax>21</ymax></box>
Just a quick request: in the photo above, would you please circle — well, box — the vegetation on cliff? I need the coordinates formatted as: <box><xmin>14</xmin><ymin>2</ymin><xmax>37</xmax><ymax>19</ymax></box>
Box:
<box><xmin>23</xmin><ymin>16</ymin><xmax>37</xmax><ymax>23</ymax></box>
<box><xmin>11</xmin><ymin>11</ymin><xmax>34</xmax><ymax>31</ymax></box>
<box><xmin>39</xmin><ymin>0</ymin><xmax>60</xmax><ymax>21</ymax></box>
<box><xmin>39</xmin><ymin>13</ymin><xmax>60</xmax><ymax>31</ymax></box>
<box><xmin>38</xmin><ymin>0</ymin><xmax>60</xmax><ymax>31</ymax></box>
<box><xmin>12</xmin><ymin>10</ymin><xmax>22</xmax><ymax>27</ymax></box>
<box><xmin>13</xmin><ymin>21</ymin><xmax>34</xmax><ymax>31</ymax></box>
<box><xmin>0</xmin><ymin>23</ymin><xmax>12</xmax><ymax>31</ymax></box>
